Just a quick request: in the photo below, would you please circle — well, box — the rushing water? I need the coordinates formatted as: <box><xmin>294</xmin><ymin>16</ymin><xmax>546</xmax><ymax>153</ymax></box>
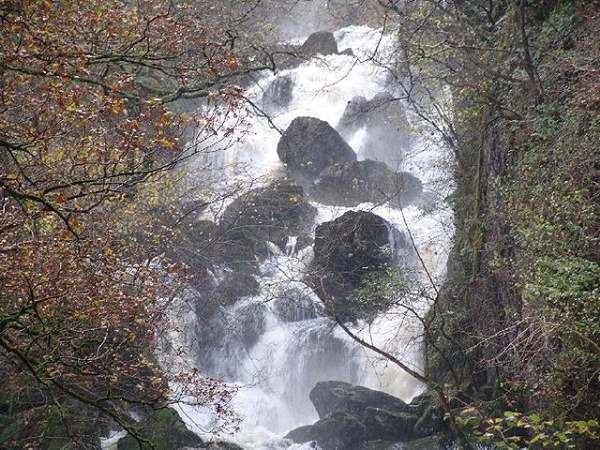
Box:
<box><xmin>163</xmin><ymin>25</ymin><xmax>454</xmax><ymax>449</ymax></box>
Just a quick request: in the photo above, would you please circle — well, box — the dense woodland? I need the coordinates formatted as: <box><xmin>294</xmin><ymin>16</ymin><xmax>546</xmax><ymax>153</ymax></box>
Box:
<box><xmin>0</xmin><ymin>0</ymin><xmax>598</xmax><ymax>449</ymax></box>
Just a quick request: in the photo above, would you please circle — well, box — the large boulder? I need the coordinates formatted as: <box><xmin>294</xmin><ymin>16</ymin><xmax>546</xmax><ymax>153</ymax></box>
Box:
<box><xmin>313</xmin><ymin>159</ymin><xmax>423</xmax><ymax>208</ymax></box>
<box><xmin>310</xmin><ymin>381</ymin><xmax>411</xmax><ymax>420</ymax></box>
<box><xmin>285</xmin><ymin>411</ymin><xmax>366</xmax><ymax>450</ymax></box>
<box><xmin>219</xmin><ymin>179</ymin><xmax>317</xmax><ymax>258</ymax></box>
<box><xmin>309</xmin><ymin>211</ymin><xmax>409</xmax><ymax>320</ymax></box>
<box><xmin>277</xmin><ymin>117</ymin><xmax>356</xmax><ymax>184</ymax></box>
<box><xmin>117</xmin><ymin>408</ymin><xmax>203</xmax><ymax>450</ymax></box>
<box><xmin>363</xmin><ymin>407</ymin><xmax>420</xmax><ymax>441</ymax></box>
<box><xmin>357</xmin><ymin>440</ymin><xmax>403</xmax><ymax>450</ymax></box>
<box><xmin>300</xmin><ymin>31</ymin><xmax>339</xmax><ymax>56</ymax></box>
<box><xmin>338</xmin><ymin>93</ymin><xmax>411</xmax><ymax>168</ymax></box>
<box><xmin>286</xmin><ymin>382</ymin><xmax>447</xmax><ymax>449</ymax></box>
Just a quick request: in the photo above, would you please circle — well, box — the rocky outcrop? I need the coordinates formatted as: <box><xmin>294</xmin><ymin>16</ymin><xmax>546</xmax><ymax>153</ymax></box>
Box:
<box><xmin>285</xmin><ymin>411</ymin><xmax>366</xmax><ymax>449</ymax></box>
<box><xmin>117</xmin><ymin>408</ymin><xmax>203</xmax><ymax>450</ymax></box>
<box><xmin>219</xmin><ymin>179</ymin><xmax>317</xmax><ymax>258</ymax></box>
<box><xmin>285</xmin><ymin>382</ymin><xmax>446</xmax><ymax>450</ymax></box>
<box><xmin>299</xmin><ymin>31</ymin><xmax>339</xmax><ymax>56</ymax></box>
<box><xmin>273</xmin><ymin>285</ymin><xmax>321</xmax><ymax>322</ymax></box>
<box><xmin>313</xmin><ymin>159</ymin><xmax>423</xmax><ymax>207</ymax></box>
<box><xmin>339</xmin><ymin>93</ymin><xmax>407</xmax><ymax>130</ymax></box>
<box><xmin>338</xmin><ymin>93</ymin><xmax>411</xmax><ymax>168</ymax></box>
<box><xmin>262</xmin><ymin>74</ymin><xmax>294</xmax><ymax>112</ymax></box>
<box><xmin>309</xmin><ymin>211</ymin><xmax>408</xmax><ymax>320</ymax></box>
<box><xmin>310</xmin><ymin>381</ymin><xmax>410</xmax><ymax>419</ymax></box>
<box><xmin>277</xmin><ymin>117</ymin><xmax>356</xmax><ymax>184</ymax></box>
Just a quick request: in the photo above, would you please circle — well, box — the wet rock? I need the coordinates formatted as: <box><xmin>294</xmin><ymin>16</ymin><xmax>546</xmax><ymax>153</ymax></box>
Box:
<box><xmin>273</xmin><ymin>286</ymin><xmax>321</xmax><ymax>322</ymax></box>
<box><xmin>219</xmin><ymin>179</ymin><xmax>317</xmax><ymax>258</ymax></box>
<box><xmin>216</xmin><ymin>271</ymin><xmax>261</xmax><ymax>306</ymax></box>
<box><xmin>197</xmin><ymin>297</ymin><xmax>269</xmax><ymax>377</ymax></box>
<box><xmin>363</xmin><ymin>407</ymin><xmax>419</xmax><ymax>441</ymax></box>
<box><xmin>310</xmin><ymin>381</ymin><xmax>412</xmax><ymax>420</ymax></box>
<box><xmin>286</xmin><ymin>382</ymin><xmax>447</xmax><ymax>448</ymax></box>
<box><xmin>313</xmin><ymin>159</ymin><xmax>423</xmax><ymax>208</ymax></box>
<box><xmin>117</xmin><ymin>408</ymin><xmax>203</xmax><ymax>450</ymax></box>
<box><xmin>357</xmin><ymin>440</ymin><xmax>403</xmax><ymax>450</ymax></box>
<box><xmin>277</xmin><ymin>117</ymin><xmax>356</xmax><ymax>184</ymax></box>
<box><xmin>300</xmin><ymin>31</ymin><xmax>339</xmax><ymax>56</ymax></box>
<box><xmin>262</xmin><ymin>74</ymin><xmax>294</xmax><ymax>111</ymax></box>
<box><xmin>309</xmin><ymin>211</ymin><xmax>408</xmax><ymax>320</ymax></box>
<box><xmin>402</xmin><ymin>434</ymin><xmax>448</xmax><ymax>450</ymax></box>
<box><xmin>339</xmin><ymin>93</ymin><xmax>406</xmax><ymax>129</ymax></box>
<box><xmin>338</xmin><ymin>93</ymin><xmax>411</xmax><ymax>168</ymax></box>
<box><xmin>409</xmin><ymin>391</ymin><xmax>445</xmax><ymax>437</ymax></box>
<box><xmin>285</xmin><ymin>411</ymin><xmax>366</xmax><ymax>450</ymax></box>
<box><xmin>206</xmin><ymin>442</ymin><xmax>244</xmax><ymax>450</ymax></box>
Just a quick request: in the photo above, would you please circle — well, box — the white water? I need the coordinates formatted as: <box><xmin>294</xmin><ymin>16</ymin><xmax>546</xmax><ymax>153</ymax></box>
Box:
<box><xmin>166</xmin><ymin>25</ymin><xmax>454</xmax><ymax>449</ymax></box>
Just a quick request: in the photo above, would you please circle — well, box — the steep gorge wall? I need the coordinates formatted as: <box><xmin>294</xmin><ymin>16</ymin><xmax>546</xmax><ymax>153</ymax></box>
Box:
<box><xmin>426</xmin><ymin>0</ymin><xmax>599</xmax><ymax>425</ymax></box>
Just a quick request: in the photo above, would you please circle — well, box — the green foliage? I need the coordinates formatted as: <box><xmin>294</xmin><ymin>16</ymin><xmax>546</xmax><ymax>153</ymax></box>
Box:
<box><xmin>525</xmin><ymin>257</ymin><xmax>600</xmax><ymax>330</ymax></box>
<box><xmin>351</xmin><ymin>267</ymin><xmax>412</xmax><ymax>321</ymax></box>
<box><xmin>457</xmin><ymin>407</ymin><xmax>600</xmax><ymax>449</ymax></box>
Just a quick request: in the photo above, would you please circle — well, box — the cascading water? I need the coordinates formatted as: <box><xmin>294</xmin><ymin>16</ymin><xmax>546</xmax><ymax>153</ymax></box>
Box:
<box><xmin>166</xmin><ymin>25</ymin><xmax>454</xmax><ymax>449</ymax></box>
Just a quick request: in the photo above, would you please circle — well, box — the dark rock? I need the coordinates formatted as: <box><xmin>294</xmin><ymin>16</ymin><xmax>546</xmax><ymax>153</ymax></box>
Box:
<box><xmin>309</xmin><ymin>211</ymin><xmax>408</xmax><ymax>320</ymax></box>
<box><xmin>277</xmin><ymin>117</ymin><xmax>356</xmax><ymax>184</ymax></box>
<box><xmin>206</xmin><ymin>440</ymin><xmax>244</xmax><ymax>449</ymax></box>
<box><xmin>285</xmin><ymin>411</ymin><xmax>366</xmax><ymax>450</ymax></box>
<box><xmin>300</xmin><ymin>31</ymin><xmax>339</xmax><ymax>56</ymax></box>
<box><xmin>262</xmin><ymin>74</ymin><xmax>294</xmax><ymax>111</ymax></box>
<box><xmin>219</xmin><ymin>179</ymin><xmax>317</xmax><ymax>258</ymax></box>
<box><xmin>310</xmin><ymin>381</ymin><xmax>412</xmax><ymax>420</ymax></box>
<box><xmin>285</xmin><ymin>382</ymin><xmax>447</xmax><ymax>449</ymax></box>
<box><xmin>363</xmin><ymin>406</ymin><xmax>419</xmax><ymax>441</ymax></box>
<box><xmin>117</xmin><ymin>408</ymin><xmax>203</xmax><ymax>450</ymax></box>
<box><xmin>409</xmin><ymin>391</ymin><xmax>445</xmax><ymax>437</ymax></box>
<box><xmin>195</xmin><ymin>297</ymin><xmax>268</xmax><ymax>378</ymax></box>
<box><xmin>217</xmin><ymin>271</ymin><xmax>260</xmax><ymax>306</ymax></box>
<box><xmin>339</xmin><ymin>93</ymin><xmax>406</xmax><ymax>130</ymax></box>
<box><xmin>358</xmin><ymin>440</ymin><xmax>403</xmax><ymax>450</ymax></box>
<box><xmin>340</xmin><ymin>48</ymin><xmax>355</xmax><ymax>57</ymax></box>
<box><xmin>191</xmin><ymin>270</ymin><xmax>260</xmax><ymax>336</ymax></box>
<box><xmin>338</xmin><ymin>93</ymin><xmax>411</xmax><ymax>169</ymax></box>
<box><xmin>285</xmin><ymin>424</ymin><xmax>315</xmax><ymax>443</ymax></box>
<box><xmin>274</xmin><ymin>286</ymin><xmax>321</xmax><ymax>322</ymax></box>
<box><xmin>313</xmin><ymin>159</ymin><xmax>423</xmax><ymax>208</ymax></box>
<box><xmin>402</xmin><ymin>434</ymin><xmax>448</xmax><ymax>450</ymax></box>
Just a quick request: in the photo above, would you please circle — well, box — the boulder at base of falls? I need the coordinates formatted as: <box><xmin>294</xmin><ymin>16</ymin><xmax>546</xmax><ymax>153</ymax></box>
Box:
<box><xmin>285</xmin><ymin>382</ymin><xmax>447</xmax><ymax>450</ymax></box>
<box><xmin>310</xmin><ymin>381</ymin><xmax>410</xmax><ymax>419</ymax></box>
<box><xmin>299</xmin><ymin>30</ymin><xmax>339</xmax><ymax>56</ymax></box>
<box><xmin>277</xmin><ymin>117</ymin><xmax>356</xmax><ymax>184</ymax></box>
<box><xmin>309</xmin><ymin>210</ymin><xmax>409</xmax><ymax>321</ymax></box>
<box><xmin>285</xmin><ymin>411</ymin><xmax>366</xmax><ymax>450</ymax></box>
<box><xmin>312</xmin><ymin>159</ymin><xmax>423</xmax><ymax>208</ymax></box>
<box><xmin>219</xmin><ymin>178</ymin><xmax>317</xmax><ymax>258</ymax></box>
<box><xmin>262</xmin><ymin>74</ymin><xmax>294</xmax><ymax>112</ymax></box>
<box><xmin>117</xmin><ymin>407</ymin><xmax>203</xmax><ymax>450</ymax></box>
<box><xmin>338</xmin><ymin>93</ymin><xmax>412</xmax><ymax>168</ymax></box>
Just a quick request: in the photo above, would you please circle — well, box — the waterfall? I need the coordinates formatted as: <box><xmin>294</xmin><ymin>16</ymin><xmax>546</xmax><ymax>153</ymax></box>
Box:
<box><xmin>166</xmin><ymin>25</ymin><xmax>454</xmax><ymax>449</ymax></box>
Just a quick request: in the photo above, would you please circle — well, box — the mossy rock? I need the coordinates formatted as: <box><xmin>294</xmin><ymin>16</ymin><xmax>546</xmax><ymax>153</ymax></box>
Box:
<box><xmin>117</xmin><ymin>408</ymin><xmax>203</xmax><ymax>450</ymax></box>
